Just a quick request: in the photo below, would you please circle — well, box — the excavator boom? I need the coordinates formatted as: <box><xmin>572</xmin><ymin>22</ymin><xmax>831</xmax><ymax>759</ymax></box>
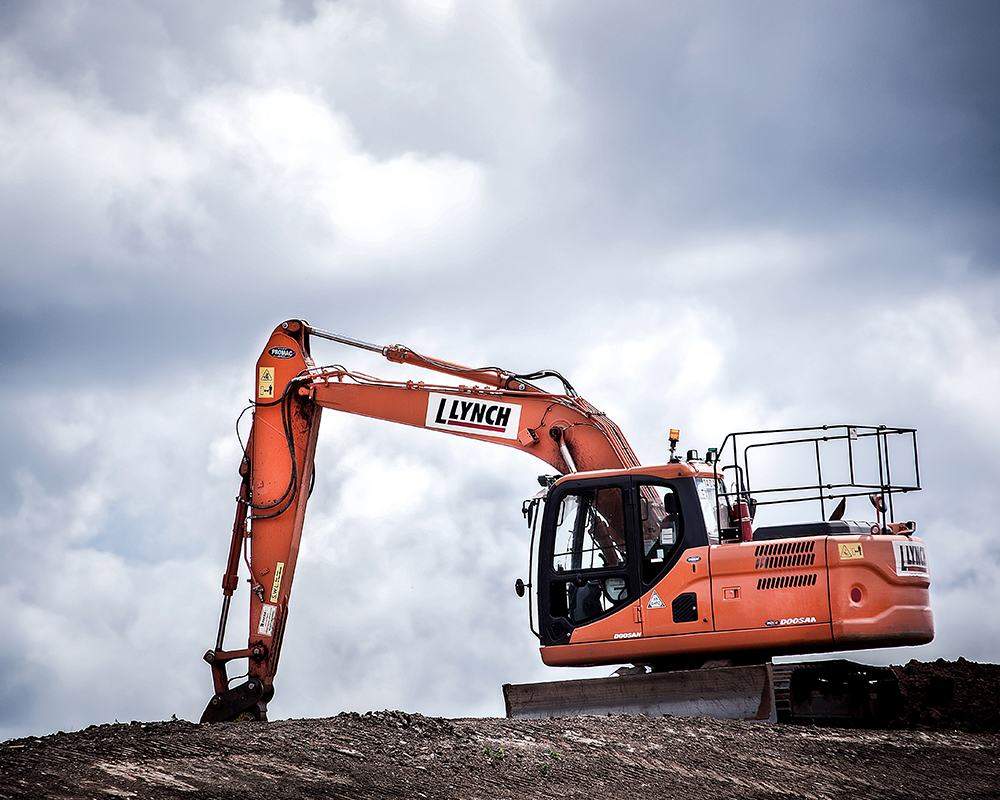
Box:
<box><xmin>202</xmin><ymin>319</ymin><xmax>638</xmax><ymax>721</ymax></box>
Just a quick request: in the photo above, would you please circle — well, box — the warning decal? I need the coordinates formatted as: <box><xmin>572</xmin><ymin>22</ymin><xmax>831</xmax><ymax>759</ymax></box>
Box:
<box><xmin>258</xmin><ymin>366</ymin><xmax>275</xmax><ymax>399</ymax></box>
<box><xmin>838</xmin><ymin>543</ymin><xmax>864</xmax><ymax>560</ymax></box>
<box><xmin>269</xmin><ymin>561</ymin><xmax>285</xmax><ymax>603</ymax></box>
<box><xmin>258</xmin><ymin>603</ymin><xmax>277</xmax><ymax>637</ymax></box>
<box><xmin>647</xmin><ymin>591</ymin><xmax>666</xmax><ymax>610</ymax></box>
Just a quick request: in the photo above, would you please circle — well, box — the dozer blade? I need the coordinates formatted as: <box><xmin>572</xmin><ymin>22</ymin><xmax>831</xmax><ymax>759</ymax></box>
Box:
<box><xmin>503</xmin><ymin>664</ymin><xmax>776</xmax><ymax>722</ymax></box>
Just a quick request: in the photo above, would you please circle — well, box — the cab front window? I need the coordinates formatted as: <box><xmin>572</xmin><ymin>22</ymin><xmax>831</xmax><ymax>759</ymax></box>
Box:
<box><xmin>547</xmin><ymin>485</ymin><xmax>631</xmax><ymax>626</ymax></box>
<box><xmin>551</xmin><ymin>487</ymin><xmax>627</xmax><ymax>572</ymax></box>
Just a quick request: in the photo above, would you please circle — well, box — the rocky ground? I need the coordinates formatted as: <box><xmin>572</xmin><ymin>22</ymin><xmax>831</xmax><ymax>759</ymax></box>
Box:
<box><xmin>2</xmin><ymin>660</ymin><xmax>999</xmax><ymax>800</ymax></box>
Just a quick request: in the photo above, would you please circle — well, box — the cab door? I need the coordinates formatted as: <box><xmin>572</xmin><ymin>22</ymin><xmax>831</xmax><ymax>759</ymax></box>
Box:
<box><xmin>536</xmin><ymin>476</ymin><xmax>642</xmax><ymax>646</ymax></box>
<box><xmin>633</xmin><ymin>477</ymin><xmax>714</xmax><ymax>638</ymax></box>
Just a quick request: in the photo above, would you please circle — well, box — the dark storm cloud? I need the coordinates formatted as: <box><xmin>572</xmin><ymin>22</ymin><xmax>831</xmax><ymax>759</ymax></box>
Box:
<box><xmin>1</xmin><ymin>1</ymin><xmax>999</xmax><ymax>740</ymax></box>
<box><xmin>526</xmin><ymin>2</ymin><xmax>1000</xmax><ymax>257</ymax></box>
<box><xmin>2</xmin><ymin>0</ymin><xmax>996</xmax><ymax>375</ymax></box>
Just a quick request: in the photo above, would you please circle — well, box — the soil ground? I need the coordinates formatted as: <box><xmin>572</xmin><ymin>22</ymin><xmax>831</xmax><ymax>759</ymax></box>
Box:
<box><xmin>1</xmin><ymin>660</ymin><xmax>998</xmax><ymax>800</ymax></box>
<box><xmin>893</xmin><ymin>657</ymin><xmax>1000</xmax><ymax>731</ymax></box>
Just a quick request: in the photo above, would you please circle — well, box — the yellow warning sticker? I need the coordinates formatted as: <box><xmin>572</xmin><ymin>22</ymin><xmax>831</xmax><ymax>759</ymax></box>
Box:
<box><xmin>258</xmin><ymin>366</ymin><xmax>275</xmax><ymax>399</ymax></box>
<box><xmin>838</xmin><ymin>543</ymin><xmax>864</xmax><ymax>560</ymax></box>
<box><xmin>269</xmin><ymin>561</ymin><xmax>285</xmax><ymax>603</ymax></box>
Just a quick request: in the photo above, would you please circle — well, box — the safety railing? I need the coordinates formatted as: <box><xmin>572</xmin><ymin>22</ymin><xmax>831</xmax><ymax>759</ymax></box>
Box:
<box><xmin>710</xmin><ymin>424</ymin><xmax>920</xmax><ymax>530</ymax></box>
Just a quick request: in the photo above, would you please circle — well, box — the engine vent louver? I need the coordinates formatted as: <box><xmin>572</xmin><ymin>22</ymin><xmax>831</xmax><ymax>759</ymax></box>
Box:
<box><xmin>756</xmin><ymin>573</ymin><xmax>818</xmax><ymax>591</ymax></box>
<box><xmin>754</xmin><ymin>539</ymin><xmax>816</xmax><ymax>570</ymax></box>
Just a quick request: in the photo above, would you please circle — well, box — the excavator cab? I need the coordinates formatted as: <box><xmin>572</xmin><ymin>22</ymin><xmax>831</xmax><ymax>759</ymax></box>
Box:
<box><xmin>529</xmin><ymin>466</ymin><xmax>717</xmax><ymax>655</ymax></box>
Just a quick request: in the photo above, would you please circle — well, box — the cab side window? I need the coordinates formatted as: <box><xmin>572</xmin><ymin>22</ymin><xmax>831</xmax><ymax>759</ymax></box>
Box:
<box><xmin>695</xmin><ymin>477</ymin><xmax>726</xmax><ymax>546</ymax></box>
<box><xmin>638</xmin><ymin>483</ymin><xmax>683</xmax><ymax>584</ymax></box>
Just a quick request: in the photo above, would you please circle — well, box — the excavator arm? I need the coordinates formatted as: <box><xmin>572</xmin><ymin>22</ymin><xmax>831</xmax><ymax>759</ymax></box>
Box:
<box><xmin>201</xmin><ymin>319</ymin><xmax>639</xmax><ymax>722</ymax></box>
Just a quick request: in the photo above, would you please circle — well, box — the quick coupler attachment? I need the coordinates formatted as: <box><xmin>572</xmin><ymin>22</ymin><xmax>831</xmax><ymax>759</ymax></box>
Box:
<box><xmin>200</xmin><ymin>679</ymin><xmax>272</xmax><ymax>723</ymax></box>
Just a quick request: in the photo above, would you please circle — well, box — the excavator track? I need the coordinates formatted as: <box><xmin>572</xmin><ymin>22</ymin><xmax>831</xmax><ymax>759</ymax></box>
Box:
<box><xmin>505</xmin><ymin>660</ymin><xmax>902</xmax><ymax>726</ymax></box>
<box><xmin>772</xmin><ymin>663</ymin><xmax>794</xmax><ymax>720</ymax></box>
<box><xmin>774</xmin><ymin>659</ymin><xmax>901</xmax><ymax>725</ymax></box>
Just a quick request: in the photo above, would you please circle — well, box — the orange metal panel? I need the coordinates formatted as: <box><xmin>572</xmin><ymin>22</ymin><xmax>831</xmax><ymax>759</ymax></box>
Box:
<box><xmin>826</xmin><ymin>535</ymin><xmax>933</xmax><ymax>648</ymax></box>
<box><xmin>547</xmin><ymin>533</ymin><xmax>933</xmax><ymax>666</ymax></box>
<box><xmin>553</xmin><ymin>462</ymin><xmax>719</xmax><ymax>486</ymax></box>
<box><xmin>543</xmin><ymin>623</ymin><xmax>833</xmax><ymax>666</ymax></box>
<box><xmin>640</xmin><ymin>546</ymin><xmax>713</xmax><ymax>637</ymax></box>
<box><xmin>565</xmin><ymin>601</ymin><xmax>643</xmax><ymax>644</ymax></box>
<box><xmin>710</xmin><ymin>537</ymin><xmax>831</xmax><ymax>632</ymax></box>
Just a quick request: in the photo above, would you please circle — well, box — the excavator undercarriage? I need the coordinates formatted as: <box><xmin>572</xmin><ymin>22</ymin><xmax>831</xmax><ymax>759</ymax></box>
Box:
<box><xmin>504</xmin><ymin>659</ymin><xmax>904</xmax><ymax>725</ymax></box>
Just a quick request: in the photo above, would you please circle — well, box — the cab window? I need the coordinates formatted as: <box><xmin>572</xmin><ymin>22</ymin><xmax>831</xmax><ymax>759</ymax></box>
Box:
<box><xmin>556</xmin><ymin>575</ymin><xmax>629</xmax><ymax>624</ymax></box>
<box><xmin>552</xmin><ymin>487</ymin><xmax>627</xmax><ymax>572</ymax></box>
<box><xmin>638</xmin><ymin>483</ymin><xmax>683</xmax><ymax>584</ymax></box>
<box><xmin>695</xmin><ymin>477</ymin><xmax>728</xmax><ymax>545</ymax></box>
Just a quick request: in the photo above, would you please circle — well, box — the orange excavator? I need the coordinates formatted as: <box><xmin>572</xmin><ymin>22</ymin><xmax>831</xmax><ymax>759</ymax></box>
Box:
<box><xmin>201</xmin><ymin>320</ymin><xmax>932</xmax><ymax>723</ymax></box>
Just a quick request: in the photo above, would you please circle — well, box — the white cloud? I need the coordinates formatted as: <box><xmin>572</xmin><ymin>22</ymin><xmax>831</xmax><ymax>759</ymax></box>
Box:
<box><xmin>861</xmin><ymin>296</ymin><xmax>1000</xmax><ymax>442</ymax></box>
<box><xmin>186</xmin><ymin>87</ymin><xmax>486</xmax><ymax>260</ymax></box>
<box><xmin>0</xmin><ymin>61</ymin><xmax>487</xmax><ymax>314</ymax></box>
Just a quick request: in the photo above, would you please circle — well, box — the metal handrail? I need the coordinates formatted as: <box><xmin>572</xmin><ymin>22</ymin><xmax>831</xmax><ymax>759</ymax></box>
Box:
<box><xmin>712</xmin><ymin>424</ymin><xmax>920</xmax><ymax>529</ymax></box>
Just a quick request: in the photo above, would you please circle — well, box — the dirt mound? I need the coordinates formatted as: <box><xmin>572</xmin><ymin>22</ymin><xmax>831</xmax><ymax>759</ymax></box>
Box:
<box><xmin>3</xmin><ymin>660</ymin><xmax>999</xmax><ymax>799</ymax></box>
<box><xmin>2</xmin><ymin>708</ymin><xmax>1000</xmax><ymax>800</ymax></box>
<box><xmin>894</xmin><ymin>657</ymin><xmax>1000</xmax><ymax>732</ymax></box>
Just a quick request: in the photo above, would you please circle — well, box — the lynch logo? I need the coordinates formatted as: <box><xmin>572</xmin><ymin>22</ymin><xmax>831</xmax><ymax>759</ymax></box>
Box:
<box><xmin>893</xmin><ymin>540</ymin><xmax>928</xmax><ymax>578</ymax></box>
<box><xmin>425</xmin><ymin>392</ymin><xmax>522</xmax><ymax>440</ymax></box>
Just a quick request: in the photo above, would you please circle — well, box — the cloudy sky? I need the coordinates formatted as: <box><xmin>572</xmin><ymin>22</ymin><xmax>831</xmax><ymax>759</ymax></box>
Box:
<box><xmin>1</xmin><ymin>1</ymin><xmax>998</xmax><ymax>739</ymax></box>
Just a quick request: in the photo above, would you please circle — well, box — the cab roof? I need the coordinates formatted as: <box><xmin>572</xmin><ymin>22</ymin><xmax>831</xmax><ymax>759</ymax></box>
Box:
<box><xmin>553</xmin><ymin>461</ymin><xmax>721</xmax><ymax>486</ymax></box>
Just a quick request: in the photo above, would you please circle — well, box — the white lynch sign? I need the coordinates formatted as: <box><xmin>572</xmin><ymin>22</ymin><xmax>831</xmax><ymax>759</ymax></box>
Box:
<box><xmin>425</xmin><ymin>392</ymin><xmax>522</xmax><ymax>440</ymax></box>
